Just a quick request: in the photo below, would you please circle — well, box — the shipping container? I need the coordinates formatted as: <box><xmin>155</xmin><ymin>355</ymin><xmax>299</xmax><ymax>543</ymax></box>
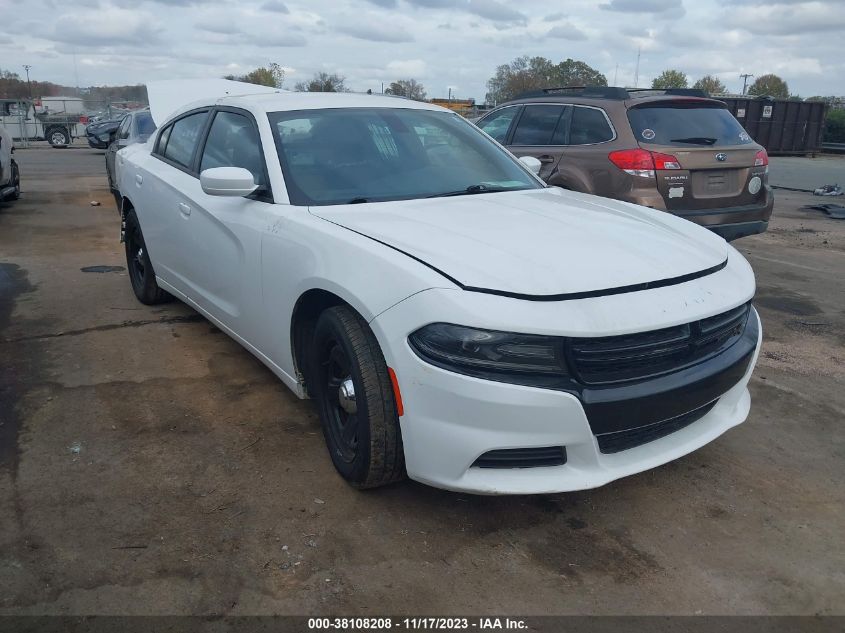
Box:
<box><xmin>718</xmin><ymin>96</ymin><xmax>828</xmax><ymax>156</ymax></box>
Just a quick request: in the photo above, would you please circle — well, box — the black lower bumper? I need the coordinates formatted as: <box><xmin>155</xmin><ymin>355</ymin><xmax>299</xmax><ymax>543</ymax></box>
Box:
<box><xmin>580</xmin><ymin>310</ymin><xmax>759</xmax><ymax>437</ymax></box>
<box><xmin>706</xmin><ymin>220</ymin><xmax>769</xmax><ymax>241</ymax></box>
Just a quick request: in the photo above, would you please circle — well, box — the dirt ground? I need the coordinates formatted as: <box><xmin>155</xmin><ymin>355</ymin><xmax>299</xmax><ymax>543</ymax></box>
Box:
<box><xmin>0</xmin><ymin>148</ymin><xmax>843</xmax><ymax>616</ymax></box>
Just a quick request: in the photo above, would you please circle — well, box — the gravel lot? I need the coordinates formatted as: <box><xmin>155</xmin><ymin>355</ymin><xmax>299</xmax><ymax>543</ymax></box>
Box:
<box><xmin>1</xmin><ymin>147</ymin><xmax>843</xmax><ymax>616</ymax></box>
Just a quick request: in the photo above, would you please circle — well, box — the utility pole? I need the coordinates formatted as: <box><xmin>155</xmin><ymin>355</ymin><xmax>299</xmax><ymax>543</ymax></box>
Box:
<box><xmin>23</xmin><ymin>64</ymin><xmax>32</xmax><ymax>98</ymax></box>
<box><xmin>634</xmin><ymin>48</ymin><xmax>641</xmax><ymax>88</ymax></box>
<box><xmin>740</xmin><ymin>73</ymin><xmax>753</xmax><ymax>95</ymax></box>
<box><xmin>613</xmin><ymin>63</ymin><xmax>618</xmax><ymax>86</ymax></box>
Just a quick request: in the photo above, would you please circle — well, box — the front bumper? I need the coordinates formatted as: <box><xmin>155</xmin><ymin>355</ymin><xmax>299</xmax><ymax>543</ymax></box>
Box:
<box><xmin>86</xmin><ymin>133</ymin><xmax>109</xmax><ymax>149</ymax></box>
<box><xmin>370</xmin><ymin>254</ymin><xmax>759</xmax><ymax>494</ymax></box>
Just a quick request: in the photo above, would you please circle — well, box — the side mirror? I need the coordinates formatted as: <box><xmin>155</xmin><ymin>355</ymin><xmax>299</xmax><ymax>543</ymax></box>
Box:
<box><xmin>519</xmin><ymin>155</ymin><xmax>542</xmax><ymax>175</ymax></box>
<box><xmin>200</xmin><ymin>167</ymin><xmax>258</xmax><ymax>197</ymax></box>
<box><xmin>117</xmin><ymin>138</ymin><xmax>129</xmax><ymax>148</ymax></box>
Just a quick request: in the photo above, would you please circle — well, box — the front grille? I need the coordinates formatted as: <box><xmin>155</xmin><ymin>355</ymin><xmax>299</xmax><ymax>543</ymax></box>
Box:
<box><xmin>569</xmin><ymin>303</ymin><xmax>750</xmax><ymax>385</ymax></box>
<box><xmin>472</xmin><ymin>446</ymin><xmax>567</xmax><ymax>469</ymax></box>
<box><xmin>596</xmin><ymin>400</ymin><xmax>718</xmax><ymax>454</ymax></box>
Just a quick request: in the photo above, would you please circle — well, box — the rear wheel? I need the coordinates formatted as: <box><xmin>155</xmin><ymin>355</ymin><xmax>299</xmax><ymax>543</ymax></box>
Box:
<box><xmin>311</xmin><ymin>306</ymin><xmax>405</xmax><ymax>489</ymax></box>
<box><xmin>124</xmin><ymin>208</ymin><xmax>172</xmax><ymax>305</ymax></box>
<box><xmin>47</xmin><ymin>127</ymin><xmax>69</xmax><ymax>147</ymax></box>
<box><xmin>9</xmin><ymin>161</ymin><xmax>19</xmax><ymax>200</ymax></box>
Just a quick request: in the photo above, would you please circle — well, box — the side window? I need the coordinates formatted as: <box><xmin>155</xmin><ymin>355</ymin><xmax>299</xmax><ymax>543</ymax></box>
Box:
<box><xmin>156</xmin><ymin>124</ymin><xmax>173</xmax><ymax>156</ymax></box>
<box><xmin>162</xmin><ymin>112</ymin><xmax>208</xmax><ymax>168</ymax></box>
<box><xmin>477</xmin><ymin>107</ymin><xmax>518</xmax><ymax>143</ymax></box>
<box><xmin>511</xmin><ymin>105</ymin><xmax>566</xmax><ymax>146</ymax></box>
<box><xmin>199</xmin><ymin>111</ymin><xmax>266</xmax><ymax>190</ymax></box>
<box><xmin>569</xmin><ymin>106</ymin><xmax>614</xmax><ymax>145</ymax></box>
<box><xmin>117</xmin><ymin>116</ymin><xmax>131</xmax><ymax>140</ymax></box>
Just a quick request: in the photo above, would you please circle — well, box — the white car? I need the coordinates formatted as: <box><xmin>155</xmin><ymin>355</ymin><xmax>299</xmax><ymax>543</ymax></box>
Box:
<box><xmin>117</xmin><ymin>90</ymin><xmax>761</xmax><ymax>494</ymax></box>
<box><xmin>0</xmin><ymin>124</ymin><xmax>20</xmax><ymax>202</ymax></box>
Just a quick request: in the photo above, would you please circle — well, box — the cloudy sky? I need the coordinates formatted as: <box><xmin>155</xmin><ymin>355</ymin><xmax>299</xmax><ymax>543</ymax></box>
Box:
<box><xmin>1</xmin><ymin>0</ymin><xmax>841</xmax><ymax>101</ymax></box>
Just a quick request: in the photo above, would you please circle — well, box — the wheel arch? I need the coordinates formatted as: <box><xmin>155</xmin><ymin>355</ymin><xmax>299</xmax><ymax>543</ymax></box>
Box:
<box><xmin>290</xmin><ymin>288</ymin><xmax>367</xmax><ymax>396</ymax></box>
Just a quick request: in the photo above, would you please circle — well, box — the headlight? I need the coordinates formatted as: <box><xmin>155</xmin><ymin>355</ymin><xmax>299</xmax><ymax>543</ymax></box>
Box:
<box><xmin>408</xmin><ymin>323</ymin><xmax>571</xmax><ymax>388</ymax></box>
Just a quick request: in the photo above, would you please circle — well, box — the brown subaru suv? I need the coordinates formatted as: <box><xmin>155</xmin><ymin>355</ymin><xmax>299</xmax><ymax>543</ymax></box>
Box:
<box><xmin>476</xmin><ymin>87</ymin><xmax>773</xmax><ymax>240</ymax></box>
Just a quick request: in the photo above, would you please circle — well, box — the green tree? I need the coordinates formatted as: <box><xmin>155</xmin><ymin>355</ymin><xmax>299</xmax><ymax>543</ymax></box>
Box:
<box><xmin>554</xmin><ymin>58</ymin><xmax>608</xmax><ymax>88</ymax></box>
<box><xmin>485</xmin><ymin>56</ymin><xmax>606</xmax><ymax>104</ymax></box>
<box><xmin>747</xmin><ymin>73</ymin><xmax>788</xmax><ymax>99</ymax></box>
<box><xmin>294</xmin><ymin>72</ymin><xmax>349</xmax><ymax>92</ymax></box>
<box><xmin>652</xmin><ymin>69</ymin><xmax>689</xmax><ymax>89</ymax></box>
<box><xmin>224</xmin><ymin>63</ymin><xmax>285</xmax><ymax>88</ymax></box>
<box><xmin>385</xmin><ymin>79</ymin><xmax>427</xmax><ymax>101</ymax></box>
<box><xmin>824</xmin><ymin>109</ymin><xmax>845</xmax><ymax>143</ymax></box>
<box><xmin>692</xmin><ymin>75</ymin><xmax>726</xmax><ymax>95</ymax></box>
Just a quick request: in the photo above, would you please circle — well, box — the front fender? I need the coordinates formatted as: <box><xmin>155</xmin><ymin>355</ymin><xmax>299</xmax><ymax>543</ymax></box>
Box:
<box><xmin>259</xmin><ymin>211</ymin><xmax>457</xmax><ymax>380</ymax></box>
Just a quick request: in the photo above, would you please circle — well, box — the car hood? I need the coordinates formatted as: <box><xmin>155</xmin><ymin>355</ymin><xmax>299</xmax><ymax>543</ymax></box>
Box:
<box><xmin>309</xmin><ymin>188</ymin><xmax>729</xmax><ymax>298</ymax></box>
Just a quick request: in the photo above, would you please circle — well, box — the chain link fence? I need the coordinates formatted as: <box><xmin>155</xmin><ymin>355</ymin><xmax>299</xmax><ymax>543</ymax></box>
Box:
<box><xmin>0</xmin><ymin>97</ymin><xmax>148</xmax><ymax>147</ymax></box>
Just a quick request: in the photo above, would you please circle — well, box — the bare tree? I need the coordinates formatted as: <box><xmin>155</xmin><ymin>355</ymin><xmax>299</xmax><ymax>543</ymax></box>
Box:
<box><xmin>294</xmin><ymin>72</ymin><xmax>349</xmax><ymax>92</ymax></box>
<box><xmin>385</xmin><ymin>79</ymin><xmax>427</xmax><ymax>101</ymax></box>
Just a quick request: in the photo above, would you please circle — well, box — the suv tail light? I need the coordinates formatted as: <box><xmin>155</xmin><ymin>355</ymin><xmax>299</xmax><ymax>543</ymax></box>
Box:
<box><xmin>608</xmin><ymin>149</ymin><xmax>682</xmax><ymax>178</ymax></box>
<box><xmin>754</xmin><ymin>149</ymin><xmax>768</xmax><ymax>167</ymax></box>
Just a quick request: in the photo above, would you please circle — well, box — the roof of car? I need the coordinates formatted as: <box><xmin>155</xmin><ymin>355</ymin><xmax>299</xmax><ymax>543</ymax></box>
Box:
<box><xmin>503</xmin><ymin>86</ymin><xmax>727</xmax><ymax>109</ymax></box>
<box><xmin>217</xmin><ymin>91</ymin><xmax>448</xmax><ymax>113</ymax></box>
<box><xmin>149</xmin><ymin>79</ymin><xmax>452</xmax><ymax>126</ymax></box>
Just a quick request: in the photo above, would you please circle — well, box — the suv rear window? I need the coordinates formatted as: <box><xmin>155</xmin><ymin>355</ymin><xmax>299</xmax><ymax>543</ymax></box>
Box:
<box><xmin>628</xmin><ymin>102</ymin><xmax>753</xmax><ymax>147</ymax></box>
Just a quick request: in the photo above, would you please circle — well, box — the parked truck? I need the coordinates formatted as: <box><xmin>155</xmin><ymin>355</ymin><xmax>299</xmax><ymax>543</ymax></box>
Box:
<box><xmin>0</xmin><ymin>97</ymin><xmax>88</xmax><ymax>147</ymax></box>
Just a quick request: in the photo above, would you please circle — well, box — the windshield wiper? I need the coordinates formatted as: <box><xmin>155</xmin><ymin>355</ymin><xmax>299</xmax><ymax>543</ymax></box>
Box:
<box><xmin>426</xmin><ymin>184</ymin><xmax>517</xmax><ymax>198</ymax></box>
<box><xmin>669</xmin><ymin>137</ymin><xmax>718</xmax><ymax>145</ymax></box>
<box><xmin>348</xmin><ymin>197</ymin><xmax>369</xmax><ymax>204</ymax></box>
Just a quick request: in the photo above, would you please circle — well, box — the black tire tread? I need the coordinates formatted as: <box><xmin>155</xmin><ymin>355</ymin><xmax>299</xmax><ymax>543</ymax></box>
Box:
<box><xmin>320</xmin><ymin>306</ymin><xmax>405</xmax><ymax>489</ymax></box>
<box><xmin>125</xmin><ymin>209</ymin><xmax>172</xmax><ymax>305</ymax></box>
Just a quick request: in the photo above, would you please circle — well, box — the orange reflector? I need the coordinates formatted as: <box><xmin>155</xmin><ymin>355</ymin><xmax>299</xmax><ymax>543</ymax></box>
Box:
<box><xmin>387</xmin><ymin>367</ymin><xmax>404</xmax><ymax>417</ymax></box>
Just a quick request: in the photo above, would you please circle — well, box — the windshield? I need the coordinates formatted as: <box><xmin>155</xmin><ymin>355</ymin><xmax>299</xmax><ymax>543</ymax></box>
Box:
<box><xmin>268</xmin><ymin>108</ymin><xmax>541</xmax><ymax>206</ymax></box>
<box><xmin>627</xmin><ymin>102</ymin><xmax>753</xmax><ymax>147</ymax></box>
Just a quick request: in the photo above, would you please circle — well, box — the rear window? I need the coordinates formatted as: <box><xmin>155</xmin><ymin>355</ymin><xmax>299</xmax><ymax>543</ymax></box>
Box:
<box><xmin>628</xmin><ymin>102</ymin><xmax>753</xmax><ymax>147</ymax></box>
<box><xmin>137</xmin><ymin>112</ymin><xmax>156</xmax><ymax>137</ymax></box>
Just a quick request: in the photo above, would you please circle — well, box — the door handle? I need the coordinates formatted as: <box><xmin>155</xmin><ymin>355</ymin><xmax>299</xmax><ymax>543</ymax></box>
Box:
<box><xmin>135</xmin><ymin>174</ymin><xmax>143</xmax><ymax>186</ymax></box>
<box><xmin>178</xmin><ymin>203</ymin><xmax>191</xmax><ymax>217</ymax></box>
<box><xmin>538</xmin><ymin>155</ymin><xmax>556</xmax><ymax>163</ymax></box>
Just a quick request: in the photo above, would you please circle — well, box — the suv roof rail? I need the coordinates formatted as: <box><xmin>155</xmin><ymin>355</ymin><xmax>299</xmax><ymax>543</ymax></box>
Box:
<box><xmin>513</xmin><ymin>86</ymin><xmax>630</xmax><ymax>100</ymax></box>
<box><xmin>626</xmin><ymin>88</ymin><xmax>710</xmax><ymax>98</ymax></box>
<box><xmin>510</xmin><ymin>86</ymin><xmax>712</xmax><ymax>102</ymax></box>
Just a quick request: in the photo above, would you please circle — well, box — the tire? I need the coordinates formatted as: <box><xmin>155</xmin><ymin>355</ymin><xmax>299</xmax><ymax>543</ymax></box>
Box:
<box><xmin>311</xmin><ymin>306</ymin><xmax>405</xmax><ymax>489</ymax></box>
<box><xmin>123</xmin><ymin>208</ymin><xmax>172</xmax><ymax>305</ymax></box>
<box><xmin>10</xmin><ymin>161</ymin><xmax>20</xmax><ymax>200</ymax></box>
<box><xmin>47</xmin><ymin>127</ymin><xmax>69</xmax><ymax>147</ymax></box>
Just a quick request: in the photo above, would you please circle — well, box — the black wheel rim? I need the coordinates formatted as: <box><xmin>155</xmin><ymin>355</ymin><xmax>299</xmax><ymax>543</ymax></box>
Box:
<box><xmin>126</xmin><ymin>221</ymin><xmax>147</xmax><ymax>290</ymax></box>
<box><xmin>320</xmin><ymin>341</ymin><xmax>359</xmax><ymax>463</ymax></box>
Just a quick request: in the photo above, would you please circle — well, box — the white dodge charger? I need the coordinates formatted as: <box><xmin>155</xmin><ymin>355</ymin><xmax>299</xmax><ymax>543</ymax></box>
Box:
<box><xmin>117</xmin><ymin>89</ymin><xmax>761</xmax><ymax>494</ymax></box>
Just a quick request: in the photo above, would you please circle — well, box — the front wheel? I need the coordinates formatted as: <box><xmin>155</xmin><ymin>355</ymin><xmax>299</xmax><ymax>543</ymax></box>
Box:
<box><xmin>124</xmin><ymin>208</ymin><xmax>172</xmax><ymax>305</ymax></box>
<box><xmin>311</xmin><ymin>306</ymin><xmax>405</xmax><ymax>489</ymax></box>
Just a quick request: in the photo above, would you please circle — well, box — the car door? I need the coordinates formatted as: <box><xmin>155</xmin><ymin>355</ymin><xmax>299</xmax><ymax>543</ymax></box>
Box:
<box><xmin>175</xmin><ymin>108</ymin><xmax>275</xmax><ymax>334</ymax></box>
<box><xmin>504</xmin><ymin>104</ymin><xmax>569</xmax><ymax>181</ymax></box>
<box><xmin>553</xmin><ymin>104</ymin><xmax>617</xmax><ymax>194</ymax></box>
<box><xmin>140</xmin><ymin>109</ymin><xmax>211</xmax><ymax>294</ymax></box>
<box><xmin>106</xmin><ymin>115</ymin><xmax>130</xmax><ymax>189</ymax></box>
